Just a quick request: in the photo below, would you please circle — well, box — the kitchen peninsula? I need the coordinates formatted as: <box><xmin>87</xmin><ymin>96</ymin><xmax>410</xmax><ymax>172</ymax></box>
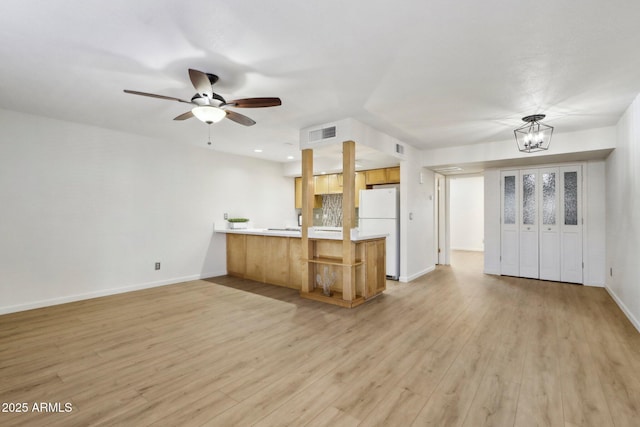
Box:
<box><xmin>216</xmin><ymin>227</ymin><xmax>387</xmax><ymax>307</ymax></box>
<box><xmin>218</xmin><ymin>140</ymin><xmax>388</xmax><ymax>308</ymax></box>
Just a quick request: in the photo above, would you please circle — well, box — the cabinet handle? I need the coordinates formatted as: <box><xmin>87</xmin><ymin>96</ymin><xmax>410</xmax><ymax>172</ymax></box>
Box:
<box><xmin>527</xmin><ymin>227</ymin><xmax>531</xmax><ymax>230</ymax></box>
<box><xmin>548</xmin><ymin>227</ymin><xmax>552</xmax><ymax>231</ymax></box>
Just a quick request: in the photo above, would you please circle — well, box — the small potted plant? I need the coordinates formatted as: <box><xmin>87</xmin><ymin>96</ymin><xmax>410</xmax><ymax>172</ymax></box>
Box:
<box><xmin>227</xmin><ymin>218</ymin><xmax>250</xmax><ymax>229</ymax></box>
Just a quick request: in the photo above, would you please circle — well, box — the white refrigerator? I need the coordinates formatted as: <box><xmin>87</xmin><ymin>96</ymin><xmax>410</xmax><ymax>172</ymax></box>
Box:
<box><xmin>359</xmin><ymin>187</ymin><xmax>400</xmax><ymax>280</ymax></box>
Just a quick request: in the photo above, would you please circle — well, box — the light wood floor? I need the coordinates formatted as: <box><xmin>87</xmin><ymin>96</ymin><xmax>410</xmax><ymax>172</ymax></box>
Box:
<box><xmin>1</xmin><ymin>251</ymin><xmax>640</xmax><ymax>426</ymax></box>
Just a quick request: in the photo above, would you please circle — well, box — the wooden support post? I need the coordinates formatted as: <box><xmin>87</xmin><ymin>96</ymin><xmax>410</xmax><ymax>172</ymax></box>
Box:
<box><xmin>342</xmin><ymin>140</ymin><xmax>356</xmax><ymax>301</ymax></box>
<box><xmin>301</xmin><ymin>149</ymin><xmax>314</xmax><ymax>293</ymax></box>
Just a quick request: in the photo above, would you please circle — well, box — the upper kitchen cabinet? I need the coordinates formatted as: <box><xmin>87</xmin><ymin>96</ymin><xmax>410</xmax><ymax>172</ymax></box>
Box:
<box><xmin>386</xmin><ymin>166</ymin><xmax>400</xmax><ymax>183</ymax></box>
<box><xmin>295</xmin><ymin>167</ymin><xmax>398</xmax><ymax>208</ymax></box>
<box><xmin>328</xmin><ymin>174</ymin><xmax>343</xmax><ymax>194</ymax></box>
<box><xmin>365</xmin><ymin>167</ymin><xmax>400</xmax><ymax>185</ymax></box>
<box><xmin>295</xmin><ymin>177</ymin><xmax>322</xmax><ymax>209</ymax></box>
<box><xmin>314</xmin><ymin>175</ymin><xmax>329</xmax><ymax>195</ymax></box>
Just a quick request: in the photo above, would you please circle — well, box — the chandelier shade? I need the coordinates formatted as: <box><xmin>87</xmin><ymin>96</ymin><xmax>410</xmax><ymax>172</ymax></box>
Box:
<box><xmin>514</xmin><ymin>114</ymin><xmax>553</xmax><ymax>153</ymax></box>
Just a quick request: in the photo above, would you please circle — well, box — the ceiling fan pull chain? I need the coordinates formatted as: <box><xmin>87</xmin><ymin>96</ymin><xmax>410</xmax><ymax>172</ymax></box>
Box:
<box><xmin>207</xmin><ymin>124</ymin><xmax>212</xmax><ymax>146</ymax></box>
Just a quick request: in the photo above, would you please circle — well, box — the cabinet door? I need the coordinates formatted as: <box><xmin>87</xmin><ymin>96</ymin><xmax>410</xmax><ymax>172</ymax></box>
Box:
<box><xmin>520</xmin><ymin>169</ymin><xmax>539</xmax><ymax>279</ymax></box>
<box><xmin>314</xmin><ymin>175</ymin><xmax>329</xmax><ymax>195</ymax></box>
<box><xmin>560</xmin><ymin>166</ymin><xmax>583</xmax><ymax>283</ymax></box>
<box><xmin>328</xmin><ymin>174</ymin><xmax>343</xmax><ymax>194</ymax></box>
<box><xmin>245</xmin><ymin>235</ymin><xmax>265</xmax><ymax>282</ymax></box>
<box><xmin>539</xmin><ymin>168</ymin><xmax>560</xmax><ymax>281</ymax></box>
<box><xmin>365</xmin><ymin>168</ymin><xmax>387</xmax><ymax>185</ymax></box>
<box><xmin>386</xmin><ymin>166</ymin><xmax>400</xmax><ymax>183</ymax></box>
<box><xmin>227</xmin><ymin>234</ymin><xmax>246</xmax><ymax>276</ymax></box>
<box><xmin>500</xmin><ymin>171</ymin><xmax>519</xmax><ymax>276</ymax></box>
<box><xmin>294</xmin><ymin>177</ymin><xmax>302</xmax><ymax>209</ymax></box>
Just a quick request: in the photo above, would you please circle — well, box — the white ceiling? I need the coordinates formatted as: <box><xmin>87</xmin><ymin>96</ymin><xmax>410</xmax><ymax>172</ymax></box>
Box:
<box><xmin>1</xmin><ymin>1</ymin><xmax>639</xmax><ymax>165</ymax></box>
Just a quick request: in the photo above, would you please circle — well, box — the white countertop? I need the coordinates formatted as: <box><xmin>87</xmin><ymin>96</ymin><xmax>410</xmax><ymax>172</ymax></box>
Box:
<box><xmin>214</xmin><ymin>226</ymin><xmax>388</xmax><ymax>241</ymax></box>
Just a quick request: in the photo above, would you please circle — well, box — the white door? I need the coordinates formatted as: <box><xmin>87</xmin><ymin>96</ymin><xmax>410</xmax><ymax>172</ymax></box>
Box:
<box><xmin>501</xmin><ymin>171</ymin><xmax>519</xmax><ymax>276</ymax></box>
<box><xmin>560</xmin><ymin>166</ymin><xmax>583</xmax><ymax>283</ymax></box>
<box><xmin>519</xmin><ymin>170</ymin><xmax>539</xmax><ymax>279</ymax></box>
<box><xmin>539</xmin><ymin>168</ymin><xmax>560</xmax><ymax>281</ymax></box>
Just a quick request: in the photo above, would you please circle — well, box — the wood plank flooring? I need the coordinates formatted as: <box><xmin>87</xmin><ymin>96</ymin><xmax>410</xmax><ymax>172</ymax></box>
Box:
<box><xmin>1</xmin><ymin>251</ymin><xmax>640</xmax><ymax>426</ymax></box>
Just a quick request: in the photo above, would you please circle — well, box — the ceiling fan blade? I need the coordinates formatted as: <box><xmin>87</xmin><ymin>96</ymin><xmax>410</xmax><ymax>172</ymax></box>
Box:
<box><xmin>173</xmin><ymin>111</ymin><xmax>194</xmax><ymax>121</ymax></box>
<box><xmin>225</xmin><ymin>110</ymin><xmax>256</xmax><ymax>126</ymax></box>
<box><xmin>188</xmin><ymin>69</ymin><xmax>213</xmax><ymax>98</ymax></box>
<box><xmin>226</xmin><ymin>97</ymin><xmax>282</xmax><ymax>108</ymax></box>
<box><xmin>123</xmin><ymin>89</ymin><xmax>191</xmax><ymax>103</ymax></box>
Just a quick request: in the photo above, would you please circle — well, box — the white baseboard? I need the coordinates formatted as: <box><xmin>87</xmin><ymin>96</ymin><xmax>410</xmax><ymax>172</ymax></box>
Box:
<box><xmin>605</xmin><ymin>285</ymin><xmax>640</xmax><ymax>333</ymax></box>
<box><xmin>451</xmin><ymin>247</ymin><xmax>484</xmax><ymax>252</ymax></box>
<box><xmin>399</xmin><ymin>265</ymin><xmax>436</xmax><ymax>283</ymax></box>
<box><xmin>0</xmin><ymin>270</ymin><xmax>227</xmax><ymax>316</ymax></box>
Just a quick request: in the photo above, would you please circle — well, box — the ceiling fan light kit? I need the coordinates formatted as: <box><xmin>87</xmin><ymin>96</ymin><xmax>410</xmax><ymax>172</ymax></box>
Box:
<box><xmin>124</xmin><ymin>69</ymin><xmax>281</xmax><ymax>128</ymax></box>
<box><xmin>514</xmin><ymin>114</ymin><xmax>553</xmax><ymax>153</ymax></box>
<box><xmin>192</xmin><ymin>106</ymin><xmax>226</xmax><ymax>124</ymax></box>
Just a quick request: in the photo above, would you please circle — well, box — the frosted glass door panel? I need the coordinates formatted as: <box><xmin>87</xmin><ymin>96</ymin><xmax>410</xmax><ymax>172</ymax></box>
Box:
<box><xmin>564</xmin><ymin>171</ymin><xmax>578</xmax><ymax>225</ymax></box>
<box><xmin>522</xmin><ymin>173</ymin><xmax>536</xmax><ymax>225</ymax></box>
<box><xmin>501</xmin><ymin>171</ymin><xmax>519</xmax><ymax>276</ymax></box>
<box><xmin>504</xmin><ymin>175</ymin><xmax>516</xmax><ymax>225</ymax></box>
<box><xmin>519</xmin><ymin>170</ymin><xmax>539</xmax><ymax>279</ymax></box>
<box><xmin>542</xmin><ymin>172</ymin><xmax>556</xmax><ymax>225</ymax></box>
<box><xmin>539</xmin><ymin>168</ymin><xmax>560</xmax><ymax>281</ymax></box>
<box><xmin>560</xmin><ymin>166</ymin><xmax>583</xmax><ymax>283</ymax></box>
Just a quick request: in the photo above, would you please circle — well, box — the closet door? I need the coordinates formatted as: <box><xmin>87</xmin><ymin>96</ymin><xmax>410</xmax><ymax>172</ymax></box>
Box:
<box><xmin>519</xmin><ymin>169</ymin><xmax>539</xmax><ymax>278</ymax></box>
<box><xmin>560</xmin><ymin>166</ymin><xmax>583</xmax><ymax>283</ymax></box>
<box><xmin>539</xmin><ymin>168</ymin><xmax>560</xmax><ymax>281</ymax></box>
<box><xmin>500</xmin><ymin>171</ymin><xmax>519</xmax><ymax>276</ymax></box>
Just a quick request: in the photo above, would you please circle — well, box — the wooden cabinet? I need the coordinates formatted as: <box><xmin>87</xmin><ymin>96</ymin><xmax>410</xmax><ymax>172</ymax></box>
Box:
<box><xmin>245</xmin><ymin>235</ymin><xmax>266</xmax><ymax>282</ymax></box>
<box><xmin>225</xmin><ymin>233</ymin><xmax>386</xmax><ymax>300</ymax></box>
<box><xmin>314</xmin><ymin>175</ymin><xmax>329</xmax><ymax>195</ymax></box>
<box><xmin>295</xmin><ymin>167</ymin><xmax>399</xmax><ymax>208</ymax></box>
<box><xmin>387</xmin><ymin>166</ymin><xmax>400</xmax><ymax>183</ymax></box>
<box><xmin>295</xmin><ymin>177</ymin><xmax>322</xmax><ymax>209</ymax></box>
<box><xmin>264</xmin><ymin>237</ymin><xmax>291</xmax><ymax>287</ymax></box>
<box><xmin>365</xmin><ymin>168</ymin><xmax>388</xmax><ymax>185</ymax></box>
<box><xmin>328</xmin><ymin>173</ymin><xmax>343</xmax><ymax>193</ymax></box>
<box><xmin>226</xmin><ymin>234</ymin><xmax>246</xmax><ymax>276</ymax></box>
<box><xmin>365</xmin><ymin>166</ymin><xmax>400</xmax><ymax>185</ymax></box>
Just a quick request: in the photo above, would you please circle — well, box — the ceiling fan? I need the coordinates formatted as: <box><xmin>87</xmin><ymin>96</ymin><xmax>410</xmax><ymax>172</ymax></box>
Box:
<box><xmin>124</xmin><ymin>69</ymin><xmax>281</xmax><ymax>126</ymax></box>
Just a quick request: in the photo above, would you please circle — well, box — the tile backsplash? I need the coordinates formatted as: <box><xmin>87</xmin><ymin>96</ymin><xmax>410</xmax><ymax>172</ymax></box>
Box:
<box><xmin>321</xmin><ymin>194</ymin><xmax>343</xmax><ymax>226</ymax></box>
<box><xmin>300</xmin><ymin>195</ymin><xmax>359</xmax><ymax>227</ymax></box>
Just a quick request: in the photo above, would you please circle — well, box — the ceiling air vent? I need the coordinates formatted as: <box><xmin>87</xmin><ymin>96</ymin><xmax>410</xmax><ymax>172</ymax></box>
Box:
<box><xmin>309</xmin><ymin>126</ymin><xmax>337</xmax><ymax>142</ymax></box>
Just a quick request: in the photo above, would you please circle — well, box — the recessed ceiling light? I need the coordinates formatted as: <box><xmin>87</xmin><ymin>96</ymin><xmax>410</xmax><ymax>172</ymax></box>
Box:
<box><xmin>254</xmin><ymin>149</ymin><xmax>263</xmax><ymax>153</ymax></box>
<box><xmin>287</xmin><ymin>155</ymin><xmax>294</xmax><ymax>160</ymax></box>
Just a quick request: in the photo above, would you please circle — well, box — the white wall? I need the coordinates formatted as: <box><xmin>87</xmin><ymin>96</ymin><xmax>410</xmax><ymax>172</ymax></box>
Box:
<box><xmin>399</xmin><ymin>146</ymin><xmax>436</xmax><ymax>282</ymax></box>
<box><xmin>0</xmin><ymin>109</ymin><xmax>293</xmax><ymax>314</ymax></box>
<box><xmin>606</xmin><ymin>93</ymin><xmax>640</xmax><ymax>332</ymax></box>
<box><xmin>449</xmin><ymin>175</ymin><xmax>484</xmax><ymax>252</ymax></box>
<box><xmin>584</xmin><ymin>160</ymin><xmax>606</xmax><ymax>287</ymax></box>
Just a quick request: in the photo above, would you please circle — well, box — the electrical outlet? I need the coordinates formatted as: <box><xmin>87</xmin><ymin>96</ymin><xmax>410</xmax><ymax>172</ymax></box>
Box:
<box><xmin>224</xmin><ymin>213</ymin><xmax>228</xmax><ymax>220</ymax></box>
<box><xmin>155</xmin><ymin>262</ymin><xmax>161</xmax><ymax>270</ymax></box>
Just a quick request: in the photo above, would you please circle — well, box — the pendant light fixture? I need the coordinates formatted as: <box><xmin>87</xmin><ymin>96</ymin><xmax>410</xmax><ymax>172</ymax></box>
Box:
<box><xmin>514</xmin><ymin>114</ymin><xmax>553</xmax><ymax>153</ymax></box>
